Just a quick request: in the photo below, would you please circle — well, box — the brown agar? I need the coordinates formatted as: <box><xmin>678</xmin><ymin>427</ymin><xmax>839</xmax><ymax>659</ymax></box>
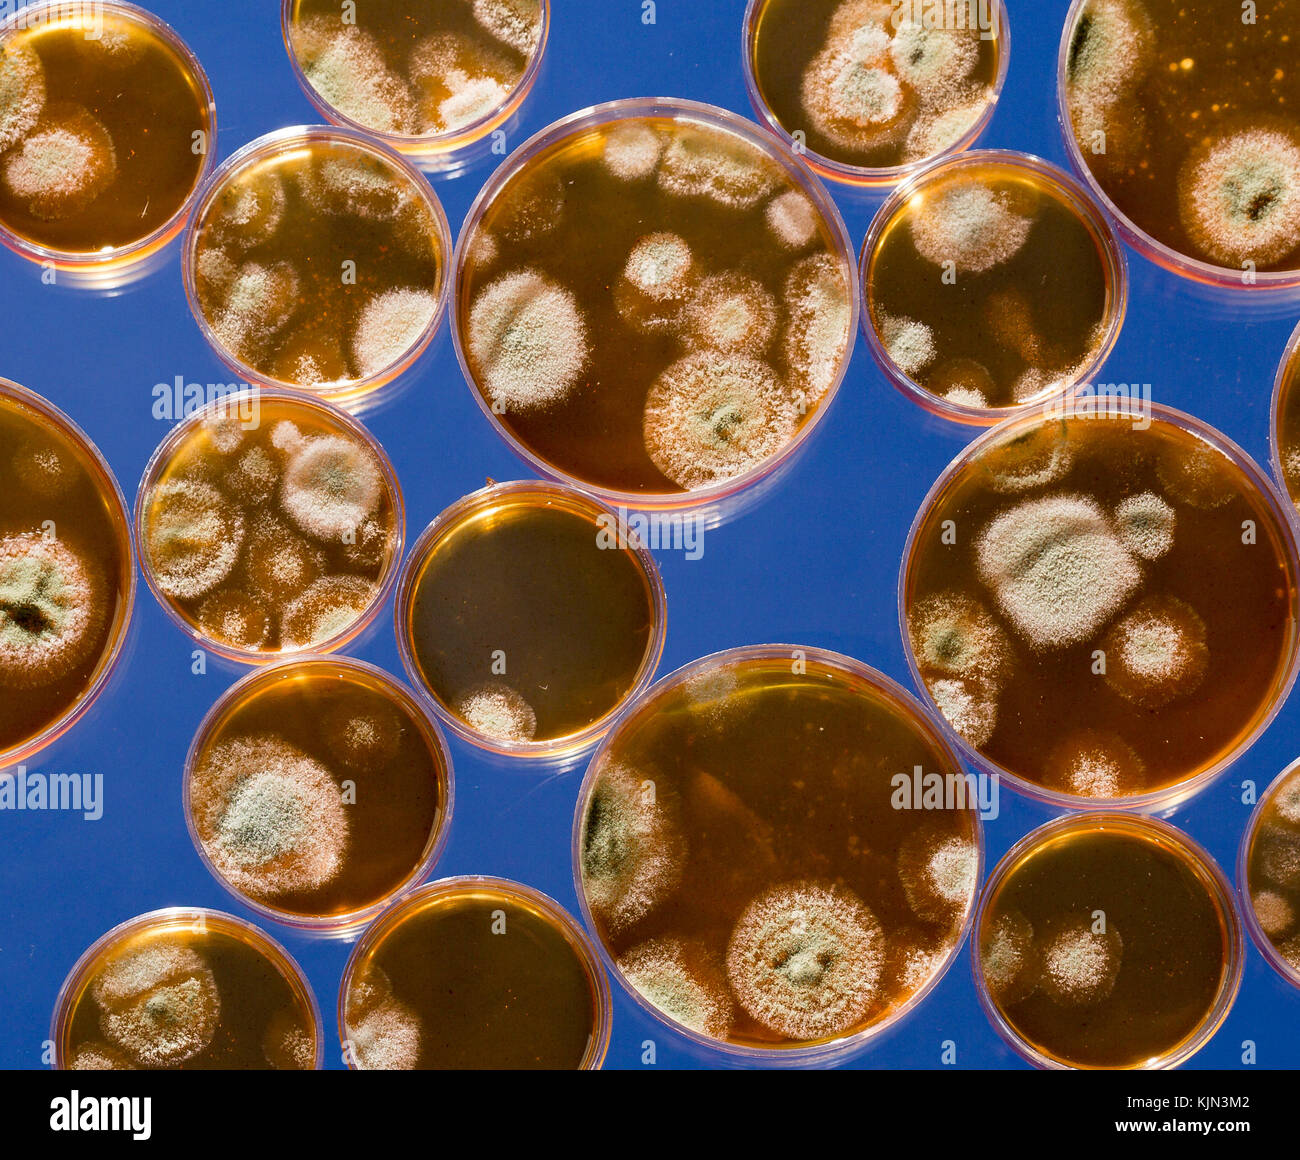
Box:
<box><xmin>0</xmin><ymin>378</ymin><xmax>133</xmax><ymax>767</ymax></box>
<box><xmin>743</xmin><ymin>0</ymin><xmax>1008</xmax><ymax>185</ymax></box>
<box><xmin>1274</xmin><ymin>320</ymin><xmax>1300</xmax><ymax>514</ymax></box>
<box><xmin>861</xmin><ymin>150</ymin><xmax>1127</xmax><ymax>424</ymax></box>
<box><xmin>283</xmin><ymin>0</ymin><xmax>547</xmax><ymax>166</ymax></box>
<box><xmin>136</xmin><ymin>390</ymin><xmax>403</xmax><ymax>663</ymax></box>
<box><xmin>0</xmin><ymin>1</ymin><xmax>214</xmax><ymax>272</ymax></box>
<box><xmin>53</xmin><ymin>908</ymin><xmax>321</xmax><ymax>1070</ymax></box>
<box><xmin>573</xmin><ymin>646</ymin><xmax>982</xmax><ymax>1064</ymax></box>
<box><xmin>901</xmin><ymin>404</ymin><xmax>1300</xmax><ymax>809</ymax></box>
<box><xmin>340</xmin><ymin>877</ymin><xmax>611</xmax><ymax>1069</ymax></box>
<box><xmin>1060</xmin><ymin>0</ymin><xmax>1300</xmax><ymax>287</ymax></box>
<box><xmin>395</xmin><ymin>481</ymin><xmax>665</xmax><ymax>758</ymax></box>
<box><xmin>975</xmin><ymin>814</ymin><xmax>1241</xmax><ymax>1070</ymax></box>
<box><xmin>184</xmin><ymin>656</ymin><xmax>453</xmax><ymax>931</ymax></box>
<box><xmin>184</xmin><ymin>126</ymin><xmax>451</xmax><ymax>405</ymax></box>
<box><xmin>453</xmin><ymin>98</ymin><xmax>858</xmax><ymax>508</ymax></box>
<box><xmin>1239</xmin><ymin>757</ymin><xmax>1300</xmax><ymax>988</ymax></box>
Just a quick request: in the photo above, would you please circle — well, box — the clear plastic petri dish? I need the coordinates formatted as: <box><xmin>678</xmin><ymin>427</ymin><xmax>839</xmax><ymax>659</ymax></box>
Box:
<box><xmin>1238</xmin><ymin>756</ymin><xmax>1300</xmax><ymax>989</ymax></box>
<box><xmin>1058</xmin><ymin>0</ymin><xmax>1300</xmax><ymax>290</ymax></box>
<box><xmin>452</xmin><ymin>96</ymin><xmax>859</xmax><ymax>511</ymax></box>
<box><xmin>1272</xmin><ymin>319</ymin><xmax>1300</xmax><ymax>519</ymax></box>
<box><xmin>572</xmin><ymin>644</ymin><xmax>984</xmax><ymax>1068</ymax></box>
<box><xmin>974</xmin><ymin>812</ymin><xmax>1242</xmax><ymax>1070</ymax></box>
<box><xmin>52</xmin><ymin>906</ymin><xmax>323</xmax><ymax>1070</ymax></box>
<box><xmin>901</xmin><ymin>400</ymin><xmax>1300</xmax><ymax>813</ymax></box>
<box><xmin>394</xmin><ymin>479</ymin><xmax>666</xmax><ymax>760</ymax></box>
<box><xmin>741</xmin><ymin>0</ymin><xmax>1010</xmax><ymax>187</ymax></box>
<box><xmin>0</xmin><ymin>0</ymin><xmax>216</xmax><ymax>276</ymax></box>
<box><xmin>182</xmin><ymin>125</ymin><xmax>452</xmax><ymax>407</ymax></box>
<box><xmin>0</xmin><ymin>377</ymin><xmax>135</xmax><ymax>768</ymax></box>
<box><xmin>339</xmin><ymin>876</ymin><xmax>612</xmax><ymax>1069</ymax></box>
<box><xmin>135</xmin><ymin>388</ymin><xmax>405</xmax><ymax>665</ymax></box>
<box><xmin>280</xmin><ymin>0</ymin><xmax>549</xmax><ymax>170</ymax></box>
<box><xmin>860</xmin><ymin>149</ymin><xmax>1128</xmax><ymax>425</ymax></box>
<box><xmin>184</xmin><ymin>655</ymin><xmax>454</xmax><ymax>934</ymax></box>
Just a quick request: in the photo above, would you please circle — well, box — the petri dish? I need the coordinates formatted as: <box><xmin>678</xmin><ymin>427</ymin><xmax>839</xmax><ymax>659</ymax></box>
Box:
<box><xmin>183</xmin><ymin>126</ymin><xmax>452</xmax><ymax>407</ymax></box>
<box><xmin>452</xmin><ymin>97</ymin><xmax>859</xmax><ymax>510</ymax></box>
<box><xmin>184</xmin><ymin>655</ymin><xmax>454</xmax><ymax>932</ymax></box>
<box><xmin>572</xmin><ymin>645</ymin><xmax>983</xmax><ymax>1066</ymax></box>
<box><xmin>1059</xmin><ymin>0</ymin><xmax>1300</xmax><ymax>289</ymax></box>
<box><xmin>1273</xmin><ymin>319</ymin><xmax>1300</xmax><ymax>517</ymax></box>
<box><xmin>742</xmin><ymin>0</ymin><xmax>1009</xmax><ymax>186</ymax></box>
<box><xmin>339</xmin><ymin>876</ymin><xmax>611</xmax><ymax>1069</ymax></box>
<box><xmin>0</xmin><ymin>377</ymin><xmax>134</xmax><ymax>767</ymax></box>
<box><xmin>135</xmin><ymin>389</ymin><xmax>404</xmax><ymax>664</ymax></box>
<box><xmin>1238</xmin><ymin>756</ymin><xmax>1300</xmax><ymax>989</ymax></box>
<box><xmin>974</xmin><ymin>813</ymin><xmax>1242</xmax><ymax>1070</ymax></box>
<box><xmin>281</xmin><ymin>0</ymin><xmax>548</xmax><ymax>169</ymax></box>
<box><xmin>394</xmin><ymin>480</ymin><xmax>665</xmax><ymax>759</ymax></box>
<box><xmin>52</xmin><ymin>907</ymin><xmax>322</xmax><ymax>1070</ymax></box>
<box><xmin>860</xmin><ymin>149</ymin><xmax>1127</xmax><ymax>425</ymax></box>
<box><xmin>901</xmin><ymin>402</ymin><xmax>1300</xmax><ymax>811</ymax></box>
<box><xmin>0</xmin><ymin>0</ymin><xmax>215</xmax><ymax>275</ymax></box>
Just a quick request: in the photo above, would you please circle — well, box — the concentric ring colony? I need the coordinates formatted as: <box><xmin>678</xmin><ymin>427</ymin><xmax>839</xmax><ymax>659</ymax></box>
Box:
<box><xmin>579</xmin><ymin>655</ymin><xmax>979</xmax><ymax>1050</ymax></box>
<box><xmin>460</xmin><ymin>112</ymin><xmax>853</xmax><ymax>495</ymax></box>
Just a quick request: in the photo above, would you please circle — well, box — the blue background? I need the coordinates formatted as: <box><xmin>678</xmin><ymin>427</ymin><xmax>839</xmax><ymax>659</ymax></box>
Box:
<box><xmin>1</xmin><ymin>0</ymin><xmax>1298</xmax><ymax>1070</ymax></box>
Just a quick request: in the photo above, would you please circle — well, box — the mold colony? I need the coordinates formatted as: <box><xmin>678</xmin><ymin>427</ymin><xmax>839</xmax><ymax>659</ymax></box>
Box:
<box><xmin>1242</xmin><ymin>759</ymin><xmax>1300</xmax><ymax>985</ymax></box>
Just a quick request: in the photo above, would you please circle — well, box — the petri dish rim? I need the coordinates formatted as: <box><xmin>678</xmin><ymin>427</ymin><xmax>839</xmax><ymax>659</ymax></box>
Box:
<box><xmin>972</xmin><ymin>811</ymin><xmax>1244</xmax><ymax>1071</ymax></box>
<box><xmin>181</xmin><ymin>653</ymin><xmax>456</xmax><ymax>934</ymax></box>
<box><xmin>393</xmin><ymin>477</ymin><xmax>668</xmax><ymax>760</ymax></box>
<box><xmin>50</xmin><ymin>905</ymin><xmax>325</xmax><ymax>1070</ymax></box>
<box><xmin>858</xmin><ymin>147</ymin><xmax>1130</xmax><ymax>427</ymax></box>
<box><xmin>739</xmin><ymin>0</ymin><xmax>1012</xmax><ymax>188</ymax></box>
<box><xmin>180</xmin><ymin>124</ymin><xmax>453</xmax><ymax>407</ymax></box>
<box><xmin>1236</xmin><ymin>754</ymin><xmax>1300</xmax><ymax>991</ymax></box>
<box><xmin>133</xmin><ymin>386</ymin><xmax>406</xmax><ymax>666</ymax></box>
<box><xmin>337</xmin><ymin>874</ymin><xmax>613</xmax><ymax>1070</ymax></box>
<box><xmin>898</xmin><ymin>398</ymin><xmax>1300</xmax><ymax>813</ymax></box>
<box><xmin>0</xmin><ymin>376</ymin><xmax>136</xmax><ymax>769</ymax></box>
<box><xmin>569</xmin><ymin>642</ymin><xmax>985</xmax><ymax>1067</ymax></box>
<box><xmin>449</xmin><ymin>95</ymin><xmax>861</xmax><ymax>513</ymax></box>
<box><xmin>1270</xmin><ymin>318</ymin><xmax>1300</xmax><ymax>526</ymax></box>
<box><xmin>0</xmin><ymin>0</ymin><xmax>218</xmax><ymax>272</ymax></box>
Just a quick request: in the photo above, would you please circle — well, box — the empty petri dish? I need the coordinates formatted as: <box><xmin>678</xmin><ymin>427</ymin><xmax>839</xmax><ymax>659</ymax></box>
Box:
<box><xmin>1273</xmin><ymin>320</ymin><xmax>1300</xmax><ymax>517</ymax></box>
<box><xmin>1059</xmin><ymin>0</ymin><xmax>1300</xmax><ymax>289</ymax></box>
<box><xmin>339</xmin><ymin>876</ymin><xmax>611</xmax><ymax>1069</ymax></box>
<box><xmin>1239</xmin><ymin>756</ymin><xmax>1300</xmax><ymax>989</ymax></box>
<box><xmin>861</xmin><ymin>150</ymin><xmax>1127</xmax><ymax>424</ymax></box>
<box><xmin>282</xmin><ymin>0</ymin><xmax>548</xmax><ymax>168</ymax></box>
<box><xmin>52</xmin><ymin>907</ymin><xmax>322</xmax><ymax>1070</ymax></box>
<box><xmin>136</xmin><ymin>389</ymin><xmax>404</xmax><ymax>664</ymax></box>
<box><xmin>974</xmin><ymin>813</ymin><xmax>1242</xmax><ymax>1069</ymax></box>
<box><xmin>394</xmin><ymin>480</ymin><xmax>665</xmax><ymax>758</ymax></box>
<box><xmin>185</xmin><ymin>656</ymin><xmax>453</xmax><ymax>932</ymax></box>
<box><xmin>901</xmin><ymin>402</ymin><xmax>1300</xmax><ymax>810</ymax></box>
<box><xmin>742</xmin><ymin>0</ymin><xmax>1009</xmax><ymax>186</ymax></box>
<box><xmin>453</xmin><ymin>97</ymin><xmax>858</xmax><ymax>509</ymax></box>
<box><xmin>0</xmin><ymin>378</ymin><xmax>134</xmax><ymax>767</ymax></box>
<box><xmin>183</xmin><ymin>126</ymin><xmax>452</xmax><ymax>406</ymax></box>
<box><xmin>0</xmin><ymin>0</ymin><xmax>215</xmax><ymax>274</ymax></box>
<box><xmin>573</xmin><ymin>645</ymin><xmax>983</xmax><ymax>1066</ymax></box>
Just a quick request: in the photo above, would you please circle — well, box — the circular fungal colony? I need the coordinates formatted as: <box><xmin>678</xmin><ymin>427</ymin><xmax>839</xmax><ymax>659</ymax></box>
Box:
<box><xmin>187</xmin><ymin>129</ymin><xmax>448</xmax><ymax>401</ymax></box>
<box><xmin>0</xmin><ymin>380</ymin><xmax>132</xmax><ymax>764</ymax></box>
<box><xmin>341</xmin><ymin>879</ymin><xmax>609</xmax><ymax>1069</ymax></box>
<box><xmin>456</xmin><ymin>104</ymin><xmax>855</xmax><ymax>500</ymax></box>
<box><xmin>137</xmin><ymin>393</ymin><xmax>401</xmax><ymax>660</ymax></box>
<box><xmin>186</xmin><ymin>658</ymin><xmax>451</xmax><ymax>928</ymax></box>
<box><xmin>903</xmin><ymin>409</ymin><xmax>1299</xmax><ymax>804</ymax></box>
<box><xmin>864</xmin><ymin>153</ymin><xmax>1123</xmax><ymax>419</ymax></box>
<box><xmin>397</xmin><ymin>483</ymin><xmax>662</xmax><ymax>754</ymax></box>
<box><xmin>1062</xmin><ymin>0</ymin><xmax>1300</xmax><ymax>281</ymax></box>
<box><xmin>977</xmin><ymin>815</ymin><xmax>1239</xmax><ymax>1069</ymax></box>
<box><xmin>746</xmin><ymin>0</ymin><xmax>1005</xmax><ymax>179</ymax></box>
<box><xmin>285</xmin><ymin>0</ymin><xmax>544</xmax><ymax>148</ymax></box>
<box><xmin>56</xmin><ymin>910</ymin><xmax>319</xmax><ymax>1070</ymax></box>
<box><xmin>0</xmin><ymin>2</ymin><xmax>213</xmax><ymax>262</ymax></box>
<box><xmin>1276</xmin><ymin>328</ymin><xmax>1300</xmax><ymax>514</ymax></box>
<box><xmin>1242</xmin><ymin>759</ymin><xmax>1300</xmax><ymax>986</ymax></box>
<box><xmin>575</xmin><ymin>648</ymin><xmax>981</xmax><ymax>1056</ymax></box>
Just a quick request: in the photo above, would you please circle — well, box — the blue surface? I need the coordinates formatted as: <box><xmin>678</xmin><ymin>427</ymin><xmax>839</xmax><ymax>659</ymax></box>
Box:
<box><xmin>1</xmin><ymin>0</ymin><xmax>1298</xmax><ymax>1071</ymax></box>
